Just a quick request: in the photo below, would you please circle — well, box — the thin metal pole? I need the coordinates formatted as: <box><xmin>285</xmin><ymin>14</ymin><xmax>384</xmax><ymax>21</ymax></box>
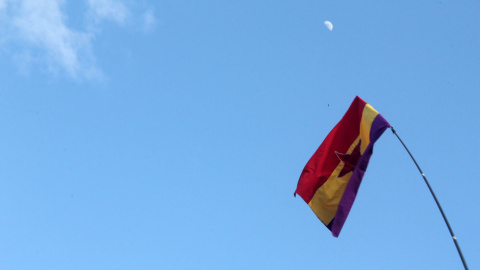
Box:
<box><xmin>390</xmin><ymin>126</ymin><xmax>468</xmax><ymax>270</ymax></box>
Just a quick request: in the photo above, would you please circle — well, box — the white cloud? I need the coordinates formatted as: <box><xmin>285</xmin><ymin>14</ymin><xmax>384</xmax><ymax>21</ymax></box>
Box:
<box><xmin>87</xmin><ymin>0</ymin><xmax>129</xmax><ymax>24</ymax></box>
<box><xmin>11</xmin><ymin>0</ymin><xmax>98</xmax><ymax>78</ymax></box>
<box><xmin>0</xmin><ymin>0</ymin><xmax>156</xmax><ymax>80</ymax></box>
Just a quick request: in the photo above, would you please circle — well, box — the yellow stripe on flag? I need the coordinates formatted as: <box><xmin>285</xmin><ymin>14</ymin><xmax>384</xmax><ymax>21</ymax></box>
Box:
<box><xmin>359</xmin><ymin>104</ymin><xmax>379</xmax><ymax>154</ymax></box>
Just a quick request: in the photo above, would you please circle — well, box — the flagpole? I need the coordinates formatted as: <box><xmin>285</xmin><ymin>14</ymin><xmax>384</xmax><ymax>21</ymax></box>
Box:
<box><xmin>390</xmin><ymin>126</ymin><xmax>468</xmax><ymax>270</ymax></box>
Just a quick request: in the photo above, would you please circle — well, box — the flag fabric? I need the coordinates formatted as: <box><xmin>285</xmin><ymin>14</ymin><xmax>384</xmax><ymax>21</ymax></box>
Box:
<box><xmin>295</xmin><ymin>96</ymin><xmax>390</xmax><ymax>237</ymax></box>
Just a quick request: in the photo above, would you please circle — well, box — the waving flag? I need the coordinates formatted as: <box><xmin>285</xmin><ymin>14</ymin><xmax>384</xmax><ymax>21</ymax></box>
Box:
<box><xmin>295</xmin><ymin>96</ymin><xmax>390</xmax><ymax>237</ymax></box>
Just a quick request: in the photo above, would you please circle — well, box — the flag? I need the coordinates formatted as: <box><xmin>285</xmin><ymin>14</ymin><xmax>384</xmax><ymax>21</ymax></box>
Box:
<box><xmin>295</xmin><ymin>96</ymin><xmax>390</xmax><ymax>237</ymax></box>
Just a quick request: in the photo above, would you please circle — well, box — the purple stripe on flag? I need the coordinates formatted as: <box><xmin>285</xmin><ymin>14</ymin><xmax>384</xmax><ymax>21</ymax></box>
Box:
<box><xmin>329</xmin><ymin>114</ymin><xmax>390</xmax><ymax>237</ymax></box>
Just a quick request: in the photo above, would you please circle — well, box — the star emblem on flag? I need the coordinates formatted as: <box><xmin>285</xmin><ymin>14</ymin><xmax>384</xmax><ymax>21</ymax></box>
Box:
<box><xmin>335</xmin><ymin>140</ymin><xmax>362</xmax><ymax>178</ymax></box>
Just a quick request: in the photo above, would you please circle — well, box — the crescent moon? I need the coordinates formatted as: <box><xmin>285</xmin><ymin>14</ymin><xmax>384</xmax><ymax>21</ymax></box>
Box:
<box><xmin>324</xmin><ymin>21</ymin><xmax>333</xmax><ymax>31</ymax></box>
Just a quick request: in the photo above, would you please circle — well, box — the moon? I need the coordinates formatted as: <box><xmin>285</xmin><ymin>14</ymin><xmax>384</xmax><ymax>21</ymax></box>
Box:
<box><xmin>324</xmin><ymin>21</ymin><xmax>333</xmax><ymax>31</ymax></box>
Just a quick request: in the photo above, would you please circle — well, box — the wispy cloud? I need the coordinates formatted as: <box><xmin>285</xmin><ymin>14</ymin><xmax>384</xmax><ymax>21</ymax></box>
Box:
<box><xmin>0</xmin><ymin>0</ymin><xmax>156</xmax><ymax>80</ymax></box>
<box><xmin>142</xmin><ymin>8</ymin><xmax>156</xmax><ymax>32</ymax></box>
<box><xmin>0</xmin><ymin>0</ymin><xmax>6</xmax><ymax>10</ymax></box>
<box><xmin>87</xmin><ymin>0</ymin><xmax>129</xmax><ymax>24</ymax></box>
<box><xmin>11</xmin><ymin>0</ymin><xmax>97</xmax><ymax>79</ymax></box>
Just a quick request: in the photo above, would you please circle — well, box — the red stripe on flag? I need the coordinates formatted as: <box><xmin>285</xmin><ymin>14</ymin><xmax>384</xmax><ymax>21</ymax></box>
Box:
<box><xmin>295</xmin><ymin>96</ymin><xmax>367</xmax><ymax>203</ymax></box>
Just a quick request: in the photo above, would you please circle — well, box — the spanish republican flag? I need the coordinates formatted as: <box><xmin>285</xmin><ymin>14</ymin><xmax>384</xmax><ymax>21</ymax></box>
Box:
<box><xmin>295</xmin><ymin>96</ymin><xmax>390</xmax><ymax>237</ymax></box>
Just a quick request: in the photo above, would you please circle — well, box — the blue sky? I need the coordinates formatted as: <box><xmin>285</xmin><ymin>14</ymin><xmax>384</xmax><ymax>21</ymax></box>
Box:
<box><xmin>0</xmin><ymin>1</ymin><xmax>479</xmax><ymax>269</ymax></box>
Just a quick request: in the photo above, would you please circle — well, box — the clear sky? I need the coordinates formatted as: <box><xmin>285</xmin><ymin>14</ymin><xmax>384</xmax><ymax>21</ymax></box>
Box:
<box><xmin>0</xmin><ymin>1</ymin><xmax>479</xmax><ymax>269</ymax></box>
